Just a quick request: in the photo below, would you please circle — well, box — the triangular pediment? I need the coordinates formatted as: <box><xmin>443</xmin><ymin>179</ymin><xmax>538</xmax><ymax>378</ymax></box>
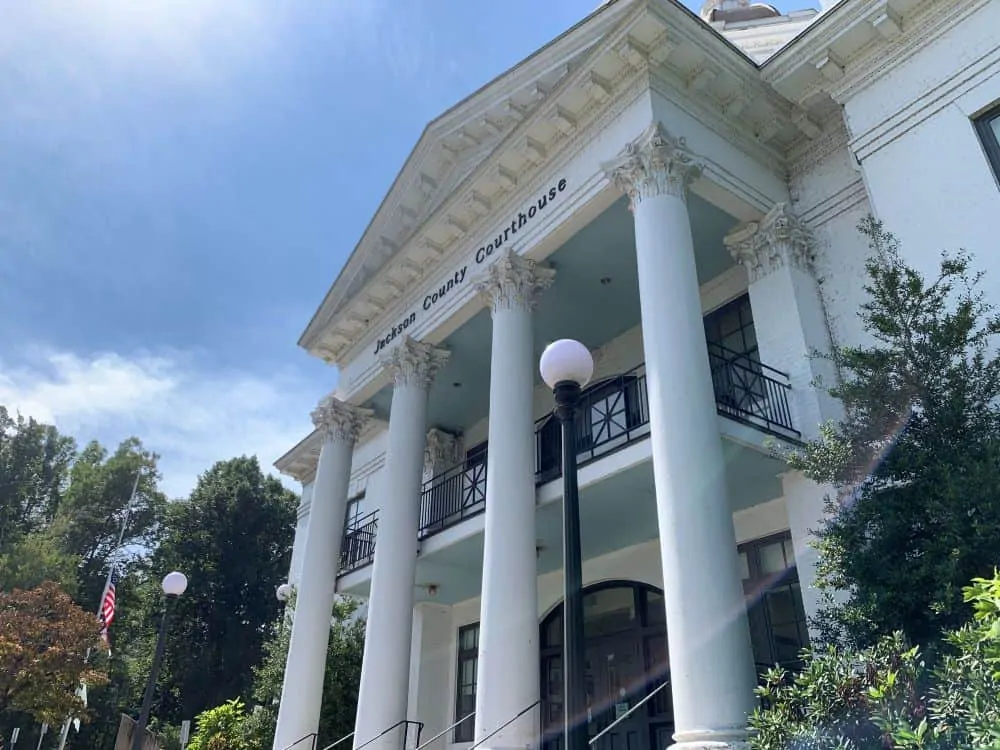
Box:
<box><xmin>301</xmin><ymin>1</ymin><xmax>636</xmax><ymax>351</ymax></box>
<box><xmin>301</xmin><ymin>0</ymin><xmax>811</xmax><ymax>366</ymax></box>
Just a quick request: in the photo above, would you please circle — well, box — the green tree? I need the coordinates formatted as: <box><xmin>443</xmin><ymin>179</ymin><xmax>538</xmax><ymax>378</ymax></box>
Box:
<box><xmin>134</xmin><ymin>457</ymin><xmax>296</xmax><ymax>724</ymax></box>
<box><xmin>785</xmin><ymin>217</ymin><xmax>1000</xmax><ymax>647</ymax></box>
<box><xmin>249</xmin><ymin>597</ymin><xmax>365</xmax><ymax>749</ymax></box>
<box><xmin>0</xmin><ymin>408</ymin><xmax>77</xmax><ymax>592</ymax></box>
<box><xmin>52</xmin><ymin>437</ymin><xmax>167</xmax><ymax>606</ymax></box>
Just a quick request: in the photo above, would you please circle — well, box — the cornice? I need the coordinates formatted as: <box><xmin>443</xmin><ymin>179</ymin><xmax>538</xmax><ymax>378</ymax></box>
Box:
<box><xmin>763</xmin><ymin>0</ymin><xmax>983</xmax><ymax>111</ymax></box>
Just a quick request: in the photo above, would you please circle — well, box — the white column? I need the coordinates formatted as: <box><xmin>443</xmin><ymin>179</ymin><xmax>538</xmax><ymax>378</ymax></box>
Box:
<box><xmin>603</xmin><ymin>123</ymin><xmax>756</xmax><ymax>750</ymax></box>
<box><xmin>354</xmin><ymin>337</ymin><xmax>449</xmax><ymax>750</ymax></box>
<box><xmin>472</xmin><ymin>250</ymin><xmax>554</xmax><ymax>749</ymax></box>
<box><xmin>273</xmin><ymin>398</ymin><xmax>371</xmax><ymax>750</ymax></box>
<box><xmin>287</xmin><ymin>482</ymin><xmax>314</xmax><ymax>589</ymax></box>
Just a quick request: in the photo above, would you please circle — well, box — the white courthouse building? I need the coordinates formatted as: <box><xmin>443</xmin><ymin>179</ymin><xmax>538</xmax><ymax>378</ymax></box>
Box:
<box><xmin>270</xmin><ymin>0</ymin><xmax>1000</xmax><ymax>749</ymax></box>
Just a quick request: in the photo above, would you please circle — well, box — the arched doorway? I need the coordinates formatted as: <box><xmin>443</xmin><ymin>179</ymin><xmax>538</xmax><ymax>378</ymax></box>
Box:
<box><xmin>539</xmin><ymin>581</ymin><xmax>673</xmax><ymax>750</ymax></box>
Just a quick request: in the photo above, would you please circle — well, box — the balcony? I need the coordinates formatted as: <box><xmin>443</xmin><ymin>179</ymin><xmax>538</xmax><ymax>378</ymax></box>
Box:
<box><xmin>340</xmin><ymin>510</ymin><xmax>378</xmax><ymax>574</ymax></box>
<box><xmin>337</xmin><ymin>345</ymin><xmax>797</xmax><ymax>575</ymax></box>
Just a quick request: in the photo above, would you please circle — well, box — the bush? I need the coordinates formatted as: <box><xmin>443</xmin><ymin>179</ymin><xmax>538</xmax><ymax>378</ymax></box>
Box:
<box><xmin>187</xmin><ymin>698</ymin><xmax>251</xmax><ymax>750</ymax></box>
<box><xmin>750</xmin><ymin>573</ymin><xmax>1000</xmax><ymax>750</ymax></box>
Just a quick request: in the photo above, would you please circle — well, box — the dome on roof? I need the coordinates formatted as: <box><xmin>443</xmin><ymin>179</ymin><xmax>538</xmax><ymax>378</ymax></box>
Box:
<box><xmin>700</xmin><ymin>0</ymin><xmax>782</xmax><ymax>22</ymax></box>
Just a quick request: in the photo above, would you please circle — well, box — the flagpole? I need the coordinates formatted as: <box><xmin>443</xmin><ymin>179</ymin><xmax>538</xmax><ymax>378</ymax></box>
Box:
<box><xmin>60</xmin><ymin>468</ymin><xmax>143</xmax><ymax>750</ymax></box>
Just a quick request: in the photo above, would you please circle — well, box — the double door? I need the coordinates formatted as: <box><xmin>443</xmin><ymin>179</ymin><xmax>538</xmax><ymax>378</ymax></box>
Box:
<box><xmin>542</xmin><ymin>632</ymin><xmax>672</xmax><ymax>750</ymax></box>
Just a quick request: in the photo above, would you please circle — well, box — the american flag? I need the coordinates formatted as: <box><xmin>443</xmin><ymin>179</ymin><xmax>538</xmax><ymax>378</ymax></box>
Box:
<box><xmin>98</xmin><ymin>570</ymin><xmax>118</xmax><ymax>647</ymax></box>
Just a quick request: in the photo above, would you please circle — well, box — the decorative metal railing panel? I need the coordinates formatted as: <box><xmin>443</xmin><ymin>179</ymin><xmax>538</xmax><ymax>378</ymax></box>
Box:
<box><xmin>339</xmin><ymin>510</ymin><xmax>378</xmax><ymax>574</ymax></box>
<box><xmin>418</xmin><ymin>451</ymin><xmax>488</xmax><ymax>539</ymax></box>
<box><xmin>706</xmin><ymin>343</ymin><xmax>797</xmax><ymax>438</ymax></box>
<box><xmin>338</xmin><ymin>345</ymin><xmax>798</xmax><ymax>568</ymax></box>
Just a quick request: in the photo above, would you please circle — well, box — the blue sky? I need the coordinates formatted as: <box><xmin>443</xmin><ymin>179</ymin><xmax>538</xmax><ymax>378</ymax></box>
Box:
<box><xmin>0</xmin><ymin>0</ymin><xmax>815</xmax><ymax>497</ymax></box>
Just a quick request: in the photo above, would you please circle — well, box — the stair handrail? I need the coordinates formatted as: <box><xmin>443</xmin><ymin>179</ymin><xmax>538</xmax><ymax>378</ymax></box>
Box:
<box><xmin>352</xmin><ymin>719</ymin><xmax>425</xmax><ymax>750</ymax></box>
<box><xmin>586</xmin><ymin>680</ymin><xmax>671</xmax><ymax>746</ymax></box>
<box><xmin>468</xmin><ymin>700</ymin><xmax>541</xmax><ymax>750</ymax></box>
<box><xmin>281</xmin><ymin>733</ymin><xmax>318</xmax><ymax>750</ymax></box>
<box><xmin>319</xmin><ymin>731</ymin><xmax>355</xmax><ymax>750</ymax></box>
<box><xmin>413</xmin><ymin>711</ymin><xmax>476</xmax><ymax>750</ymax></box>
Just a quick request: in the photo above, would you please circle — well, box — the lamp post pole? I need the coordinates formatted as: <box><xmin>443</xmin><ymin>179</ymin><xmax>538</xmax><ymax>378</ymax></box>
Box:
<box><xmin>554</xmin><ymin>381</ymin><xmax>587</xmax><ymax>750</ymax></box>
<box><xmin>540</xmin><ymin>339</ymin><xmax>595</xmax><ymax>750</ymax></box>
<box><xmin>131</xmin><ymin>572</ymin><xmax>187</xmax><ymax>750</ymax></box>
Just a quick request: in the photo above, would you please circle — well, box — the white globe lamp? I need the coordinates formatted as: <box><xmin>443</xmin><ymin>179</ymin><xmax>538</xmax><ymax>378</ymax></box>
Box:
<box><xmin>161</xmin><ymin>571</ymin><xmax>188</xmax><ymax>597</ymax></box>
<box><xmin>539</xmin><ymin>339</ymin><xmax>594</xmax><ymax>389</ymax></box>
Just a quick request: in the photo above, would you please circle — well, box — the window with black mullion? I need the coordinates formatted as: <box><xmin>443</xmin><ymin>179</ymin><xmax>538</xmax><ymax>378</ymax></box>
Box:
<box><xmin>454</xmin><ymin>623</ymin><xmax>480</xmax><ymax>742</ymax></box>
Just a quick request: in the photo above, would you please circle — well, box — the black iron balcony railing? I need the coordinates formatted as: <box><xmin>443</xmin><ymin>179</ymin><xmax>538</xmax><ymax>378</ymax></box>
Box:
<box><xmin>337</xmin><ymin>345</ymin><xmax>797</xmax><ymax>571</ymax></box>
<box><xmin>707</xmin><ymin>343</ymin><xmax>796</xmax><ymax>437</ymax></box>
<box><xmin>418</xmin><ymin>449</ymin><xmax>488</xmax><ymax>539</ymax></box>
<box><xmin>340</xmin><ymin>510</ymin><xmax>378</xmax><ymax>574</ymax></box>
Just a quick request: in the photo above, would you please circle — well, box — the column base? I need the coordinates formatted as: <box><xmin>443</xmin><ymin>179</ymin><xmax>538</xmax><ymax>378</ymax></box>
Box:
<box><xmin>672</xmin><ymin>728</ymin><xmax>750</xmax><ymax>750</ymax></box>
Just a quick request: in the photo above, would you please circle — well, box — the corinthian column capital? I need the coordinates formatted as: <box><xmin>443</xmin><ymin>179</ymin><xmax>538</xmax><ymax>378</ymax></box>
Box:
<box><xmin>380</xmin><ymin>336</ymin><xmax>450</xmax><ymax>389</ymax></box>
<box><xmin>602</xmin><ymin>122</ymin><xmax>703</xmax><ymax>210</ymax></box>
<box><xmin>311</xmin><ymin>396</ymin><xmax>372</xmax><ymax>443</ymax></box>
<box><xmin>724</xmin><ymin>203</ymin><xmax>815</xmax><ymax>283</ymax></box>
<box><xmin>475</xmin><ymin>249</ymin><xmax>556</xmax><ymax>314</ymax></box>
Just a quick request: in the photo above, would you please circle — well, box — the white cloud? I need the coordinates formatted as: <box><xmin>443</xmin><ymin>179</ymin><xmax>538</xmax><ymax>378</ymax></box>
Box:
<box><xmin>0</xmin><ymin>348</ymin><xmax>324</xmax><ymax>498</ymax></box>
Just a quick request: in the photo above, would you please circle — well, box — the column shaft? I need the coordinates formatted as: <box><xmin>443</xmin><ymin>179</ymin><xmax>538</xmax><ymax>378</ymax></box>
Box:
<box><xmin>273</xmin><ymin>400</ymin><xmax>370</xmax><ymax>750</ymax></box>
<box><xmin>354</xmin><ymin>338</ymin><xmax>448</xmax><ymax>750</ymax></box>
<box><xmin>604</xmin><ymin>123</ymin><xmax>756</xmax><ymax>749</ymax></box>
<box><xmin>473</xmin><ymin>251</ymin><xmax>553</xmax><ymax>748</ymax></box>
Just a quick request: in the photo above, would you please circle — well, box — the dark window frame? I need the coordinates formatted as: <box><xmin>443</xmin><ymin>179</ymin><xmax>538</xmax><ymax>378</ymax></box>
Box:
<box><xmin>703</xmin><ymin>293</ymin><xmax>759</xmax><ymax>362</ymax></box>
<box><xmin>974</xmin><ymin>103</ymin><xmax>1000</xmax><ymax>182</ymax></box>
<box><xmin>344</xmin><ymin>492</ymin><xmax>366</xmax><ymax>530</ymax></box>
<box><xmin>738</xmin><ymin>531</ymin><xmax>809</xmax><ymax>673</ymax></box>
<box><xmin>454</xmin><ymin>623</ymin><xmax>480</xmax><ymax>743</ymax></box>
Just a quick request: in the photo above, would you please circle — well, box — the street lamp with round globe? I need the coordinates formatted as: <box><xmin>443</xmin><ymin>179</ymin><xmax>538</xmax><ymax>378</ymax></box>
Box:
<box><xmin>276</xmin><ymin>583</ymin><xmax>293</xmax><ymax>602</ymax></box>
<box><xmin>131</xmin><ymin>572</ymin><xmax>188</xmax><ymax>750</ymax></box>
<box><xmin>539</xmin><ymin>339</ymin><xmax>594</xmax><ymax>389</ymax></box>
<box><xmin>539</xmin><ymin>338</ymin><xmax>593</xmax><ymax>750</ymax></box>
<box><xmin>162</xmin><ymin>571</ymin><xmax>188</xmax><ymax>597</ymax></box>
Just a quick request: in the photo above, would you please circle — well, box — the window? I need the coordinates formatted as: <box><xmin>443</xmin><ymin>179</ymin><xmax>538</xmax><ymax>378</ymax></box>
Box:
<box><xmin>974</xmin><ymin>103</ymin><xmax>1000</xmax><ymax>181</ymax></box>
<box><xmin>344</xmin><ymin>492</ymin><xmax>366</xmax><ymax>530</ymax></box>
<box><xmin>454</xmin><ymin>623</ymin><xmax>479</xmax><ymax>742</ymax></box>
<box><xmin>738</xmin><ymin>532</ymin><xmax>809</xmax><ymax>673</ymax></box>
<box><xmin>704</xmin><ymin>294</ymin><xmax>758</xmax><ymax>360</ymax></box>
<box><xmin>704</xmin><ymin>294</ymin><xmax>765</xmax><ymax>412</ymax></box>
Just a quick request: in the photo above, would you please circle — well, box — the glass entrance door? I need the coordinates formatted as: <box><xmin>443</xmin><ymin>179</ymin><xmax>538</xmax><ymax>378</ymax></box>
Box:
<box><xmin>540</xmin><ymin>582</ymin><xmax>673</xmax><ymax>750</ymax></box>
<box><xmin>586</xmin><ymin>633</ymin><xmax>647</xmax><ymax>750</ymax></box>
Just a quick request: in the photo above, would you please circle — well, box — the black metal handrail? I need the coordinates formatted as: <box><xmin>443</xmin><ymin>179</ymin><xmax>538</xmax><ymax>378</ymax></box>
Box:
<box><xmin>353</xmin><ymin>719</ymin><xmax>423</xmax><ymax>750</ymax></box>
<box><xmin>349</xmin><ymin>345</ymin><xmax>798</xmax><ymax>556</ymax></box>
<box><xmin>339</xmin><ymin>510</ymin><xmax>378</xmax><ymax>574</ymax></box>
<box><xmin>282</xmin><ymin>733</ymin><xmax>317</xmax><ymax>750</ymax></box>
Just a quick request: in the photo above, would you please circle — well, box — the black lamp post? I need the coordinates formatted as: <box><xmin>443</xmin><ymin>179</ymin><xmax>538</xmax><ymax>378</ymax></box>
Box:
<box><xmin>131</xmin><ymin>571</ymin><xmax>187</xmax><ymax>750</ymax></box>
<box><xmin>540</xmin><ymin>339</ymin><xmax>595</xmax><ymax>750</ymax></box>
